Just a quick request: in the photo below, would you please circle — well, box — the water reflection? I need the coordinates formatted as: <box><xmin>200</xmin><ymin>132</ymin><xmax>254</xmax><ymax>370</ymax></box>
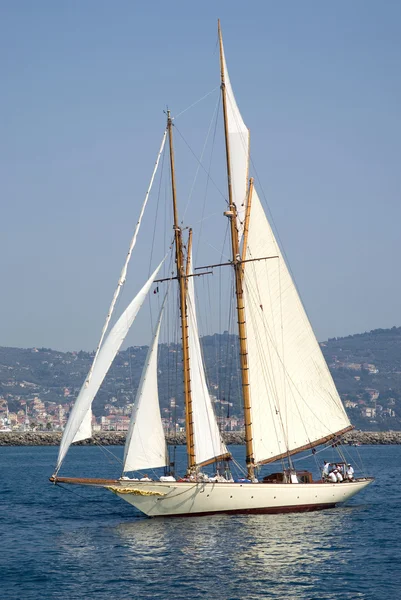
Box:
<box><xmin>3</xmin><ymin>444</ymin><xmax>396</xmax><ymax>600</ymax></box>
<box><xmin>114</xmin><ymin>519</ymin><xmax>169</xmax><ymax>564</ymax></box>
<box><xmin>112</xmin><ymin>506</ymin><xmax>370</xmax><ymax>600</ymax></box>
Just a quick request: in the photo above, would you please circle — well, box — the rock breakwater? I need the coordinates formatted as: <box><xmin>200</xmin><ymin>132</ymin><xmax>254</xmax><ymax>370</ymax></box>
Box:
<box><xmin>0</xmin><ymin>430</ymin><xmax>401</xmax><ymax>447</ymax></box>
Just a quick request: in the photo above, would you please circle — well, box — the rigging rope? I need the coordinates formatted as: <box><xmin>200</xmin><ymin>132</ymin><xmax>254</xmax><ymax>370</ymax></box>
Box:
<box><xmin>173</xmin><ymin>86</ymin><xmax>220</xmax><ymax>119</ymax></box>
<box><xmin>182</xmin><ymin>94</ymin><xmax>221</xmax><ymax>221</ymax></box>
<box><xmin>84</xmin><ymin>130</ymin><xmax>167</xmax><ymax>388</ymax></box>
<box><xmin>173</xmin><ymin>124</ymin><xmax>227</xmax><ymax>203</ymax></box>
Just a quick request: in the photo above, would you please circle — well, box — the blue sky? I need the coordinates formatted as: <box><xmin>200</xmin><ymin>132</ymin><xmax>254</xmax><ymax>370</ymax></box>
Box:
<box><xmin>1</xmin><ymin>1</ymin><xmax>400</xmax><ymax>351</ymax></box>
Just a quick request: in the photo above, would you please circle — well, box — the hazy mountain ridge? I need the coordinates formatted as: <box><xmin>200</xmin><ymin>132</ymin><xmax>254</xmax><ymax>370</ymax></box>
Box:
<box><xmin>1</xmin><ymin>326</ymin><xmax>401</xmax><ymax>431</ymax></box>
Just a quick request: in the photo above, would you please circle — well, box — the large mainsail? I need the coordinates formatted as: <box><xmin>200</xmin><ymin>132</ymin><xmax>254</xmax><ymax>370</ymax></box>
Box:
<box><xmin>219</xmin><ymin>24</ymin><xmax>351</xmax><ymax>467</ymax></box>
<box><xmin>243</xmin><ymin>189</ymin><xmax>351</xmax><ymax>464</ymax></box>
<box><xmin>123</xmin><ymin>300</ymin><xmax>168</xmax><ymax>473</ymax></box>
<box><xmin>187</xmin><ymin>254</ymin><xmax>229</xmax><ymax>466</ymax></box>
<box><xmin>55</xmin><ymin>260</ymin><xmax>164</xmax><ymax>474</ymax></box>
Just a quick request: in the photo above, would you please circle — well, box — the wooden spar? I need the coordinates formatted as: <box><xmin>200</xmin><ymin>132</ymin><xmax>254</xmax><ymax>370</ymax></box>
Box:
<box><xmin>241</xmin><ymin>178</ymin><xmax>254</xmax><ymax>263</ymax></box>
<box><xmin>196</xmin><ymin>452</ymin><xmax>232</xmax><ymax>468</ymax></box>
<box><xmin>257</xmin><ymin>425</ymin><xmax>355</xmax><ymax>466</ymax></box>
<box><xmin>186</xmin><ymin>229</ymin><xmax>193</xmax><ymax>278</ymax></box>
<box><xmin>218</xmin><ymin>20</ymin><xmax>255</xmax><ymax>479</ymax></box>
<box><xmin>154</xmin><ymin>271</ymin><xmax>212</xmax><ymax>284</ymax></box>
<box><xmin>167</xmin><ymin>111</ymin><xmax>196</xmax><ymax>470</ymax></box>
<box><xmin>194</xmin><ymin>255</ymin><xmax>278</xmax><ymax>271</ymax></box>
<box><xmin>50</xmin><ymin>476</ymin><xmax>119</xmax><ymax>486</ymax></box>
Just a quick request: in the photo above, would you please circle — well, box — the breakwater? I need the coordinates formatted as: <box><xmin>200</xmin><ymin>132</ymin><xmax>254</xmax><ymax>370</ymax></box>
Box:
<box><xmin>1</xmin><ymin>430</ymin><xmax>401</xmax><ymax>446</ymax></box>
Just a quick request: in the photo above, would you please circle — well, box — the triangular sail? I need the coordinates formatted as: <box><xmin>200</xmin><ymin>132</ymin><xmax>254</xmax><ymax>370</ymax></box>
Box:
<box><xmin>243</xmin><ymin>189</ymin><xmax>351</xmax><ymax>464</ymax></box>
<box><xmin>72</xmin><ymin>408</ymin><xmax>92</xmax><ymax>443</ymax></box>
<box><xmin>55</xmin><ymin>260</ymin><xmax>164</xmax><ymax>474</ymax></box>
<box><xmin>220</xmin><ymin>36</ymin><xmax>250</xmax><ymax>239</ymax></box>
<box><xmin>123</xmin><ymin>300</ymin><xmax>168</xmax><ymax>473</ymax></box>
<box><xmin>187</xmin><ymin>253</ymin><xmax>229</xmax><ymax>466</ymax></box>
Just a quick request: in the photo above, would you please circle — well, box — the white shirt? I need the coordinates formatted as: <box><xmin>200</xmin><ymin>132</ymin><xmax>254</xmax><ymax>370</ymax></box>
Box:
<box><xmin>328</xmin><ymin>472</ymin><xmax>337</xmax><ymax>483</ymax></box>
<box><xmin>347</xmin><ymin>467</ymin><xmax>354</xmax><ymax>478</ymax></box>
<box><xmin>336</xmin><ymin>472</ymin><xmax>343</xmax><ymax>482</ymax></box>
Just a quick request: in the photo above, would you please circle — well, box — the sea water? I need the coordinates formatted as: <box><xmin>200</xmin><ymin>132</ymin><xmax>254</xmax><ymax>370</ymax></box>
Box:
<box><xmin>0</xmin><ymin>444</ymin><xmax>400</xmax><ymax>600</ymax></box>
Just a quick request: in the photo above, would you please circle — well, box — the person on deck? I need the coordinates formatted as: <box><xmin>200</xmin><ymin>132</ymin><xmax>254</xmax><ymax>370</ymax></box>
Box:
<box><xmin>335</xmin><ymin>469</ymin><xmax>343</xmax><ymax>483</ymax></box>
<box><xmin>346</xmin><ymin>464</ymin><xmax>354</xmax><ymax>481</ymax></box>
<box><xmin>328</xmin><ymin>470</ymin><xmax>337</xmax><ymax>483</ymax></box>
<box><xmin>322</xmin><ymin>461</ymin><xmax>330</xmax><ymax>479</ymax></box>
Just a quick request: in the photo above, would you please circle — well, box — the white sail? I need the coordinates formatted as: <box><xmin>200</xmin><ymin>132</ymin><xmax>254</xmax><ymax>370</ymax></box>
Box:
<box><xmin>123</xmin><ymin>302</ymin><xmax>168</xmax><ymax>473</ymax></box>
<box><xmin>220</xmin><ymin>38</ymin><xmax>250</xmax><ymax>239</ymax></box>
<box><xmin>187</xmin><ymin>254</ymin><xmax>229</xmax><ymax>466</ymax></box>
<box><xmin>242</xmin><ymin>189</ymin><xmax>351</xmax><ymax>464</ymax></box>
<box><xmin>72</xmin><ymin>408</ymin><xmax>92</xmax><ymax>443</ymax></box>
<box><xmin>55</xmin><ymin>260</ymin><xmax>164</xmax><ymax>473</ymax></box>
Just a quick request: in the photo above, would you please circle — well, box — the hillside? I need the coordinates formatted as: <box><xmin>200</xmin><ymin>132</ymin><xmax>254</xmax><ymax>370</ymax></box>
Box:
<box><xmin>1</xmin><ymin>326</ymin><xmax>401</xmax><ymax>431</ymax></box>
<box><xmin>320</xmin><ymin>326</ymin><xmax>401</xmax><ymax>430</ymax></box>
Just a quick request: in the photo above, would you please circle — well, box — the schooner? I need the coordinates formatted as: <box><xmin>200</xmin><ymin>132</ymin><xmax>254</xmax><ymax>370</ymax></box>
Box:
<box><xmin>50</xmin><ymin>22</ymin><xmax>373</xmax><ymax>517</ymax></box>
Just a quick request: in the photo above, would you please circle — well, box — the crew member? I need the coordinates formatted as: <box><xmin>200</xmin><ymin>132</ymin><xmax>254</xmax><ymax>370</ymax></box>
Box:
<box><xmin>328</xmin><ymin>470</ymin><xmax>337</xmax><ymax>483</ymax></box>
<box><xmin>346</xmin><ymin>464</ymin><xmax>354</xmax><ymax>481</ymax></box>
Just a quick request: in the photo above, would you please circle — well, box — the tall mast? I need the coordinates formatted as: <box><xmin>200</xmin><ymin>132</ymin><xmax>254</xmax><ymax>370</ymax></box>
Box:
<box><xmin>167</xmin><ymin>110</ymin><xmax>196</xmax><ymax>471</ymax></box>
<box><xmin>218</xmin><ymin>20</ymin><xmax>255</xmax><ymax>479</ymax></box>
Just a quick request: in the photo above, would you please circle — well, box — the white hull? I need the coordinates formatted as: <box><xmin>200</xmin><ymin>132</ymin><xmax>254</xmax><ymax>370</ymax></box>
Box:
<box><xmin>110</xmin><ymin>478</ymin><xmax>373</xmax><ymax>518</ymax></box>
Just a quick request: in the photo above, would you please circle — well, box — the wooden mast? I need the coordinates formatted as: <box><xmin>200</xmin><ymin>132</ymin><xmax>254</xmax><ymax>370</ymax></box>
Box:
<box><xmin>218</xmin><ymin>20</ymin><xmax>255</xmax><ymax>479</ymax></box>
<box><xmin>167</xmin><ymin>110</ymin><xmax>196</xmax><ymax>471</ymax></box>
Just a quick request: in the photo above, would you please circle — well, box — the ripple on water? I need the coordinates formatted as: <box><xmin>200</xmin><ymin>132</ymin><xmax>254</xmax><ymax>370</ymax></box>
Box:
<box><xmin>1</xmin><ymin>445</ymin><xmax>401</xmax><ymax>599</ymax></box>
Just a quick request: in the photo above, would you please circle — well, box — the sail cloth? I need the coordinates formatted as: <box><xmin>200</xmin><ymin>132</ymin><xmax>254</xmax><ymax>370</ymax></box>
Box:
<box><xmin>123</xmin><ymin>300</ymin><xmax>168</xmax><ymax>473</ymax></box>
<box><xmin>70</xmin><ymin>131</ymin><xmax>167</xmax><ymax>446</ymax></box>
<box><xmin>55</xmin><ymin>260</ymin><xmax>164</xmax><ymax>474</ymax></box>
<box><xmin>186</xmin><ymin>253</ymin><xmax>229</xmax><ymax>466</ymax></box>
<box><xmin>242</xmin><ymin>189</ymin><xmax>351</xmax><ymax>464</ymax></box>
<box><xmin>220</xmin><ymin>38</ymin><xmax>250</xmax><ymax>240</ymax></box>
<box><xmin>72</xmin><ymin>408</ymin><xmax>92</xmax><ymax>444</ymax></box>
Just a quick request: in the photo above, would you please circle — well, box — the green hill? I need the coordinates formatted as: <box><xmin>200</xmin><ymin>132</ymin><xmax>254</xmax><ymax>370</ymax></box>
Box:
<box><xmin>1</xmin><ymin>326</ymin><xmax>400</xmax><ymax>431</ymax></box>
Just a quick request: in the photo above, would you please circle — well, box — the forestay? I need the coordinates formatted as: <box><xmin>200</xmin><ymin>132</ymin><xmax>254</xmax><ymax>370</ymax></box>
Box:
<box><xmin>220</xmin><ymin>37</ymin><xmax>250</xmax><ymax>239</ymax></box>
<box><xmin>55</xmin><ymin>260</ymin><xmax>164</xmax><ymax>474</ymax></box>
<box><xmin>187</xmin><ymin>253</ymin><xmax>229</xmax><ymax>466</ymax></box>
<box><xmin>70</xmin><ymin>132</ymin><xmax>167</xmax><ymax>447</ymax></box>
<box><xmin>123</xmin><ymin>300</ymin><xmax>168</xmax><ymax>473</ymax></box>
<box><xmin>242</xmin><ymin>188</ymin><xmax>351</xmax><ymax>464</ymax></box>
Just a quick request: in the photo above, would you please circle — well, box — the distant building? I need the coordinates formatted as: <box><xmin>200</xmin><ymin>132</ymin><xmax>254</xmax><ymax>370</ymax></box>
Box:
<box><xmin>363</xmin><ymin>363</ymin><xmax>379</xmax><ymax>374</ymax></box>
<box><xmin>361</xmin><ymin>407</ymin><xmax>376</xmax><ymax>418</ymax></box>
<box><xmin>344</xmin><ymin>400</ymin><xmax>358</xmax><ymax>409</ymax></box>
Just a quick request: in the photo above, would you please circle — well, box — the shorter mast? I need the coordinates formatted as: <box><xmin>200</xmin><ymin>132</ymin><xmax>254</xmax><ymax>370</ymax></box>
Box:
<box><xmin>167</xmin><ymin>110</ymin><xmax>196</xmax><ymax>471</ymax></box>
<box><xmin>218</xmin><ymin>20</ymin><xmax>255</xmax><ymax>479</ymax></box>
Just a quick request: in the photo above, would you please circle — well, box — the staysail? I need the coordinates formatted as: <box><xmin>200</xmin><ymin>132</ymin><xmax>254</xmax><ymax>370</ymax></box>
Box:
<box><xmin>55</xmin><ymin>260</ymin><xmax>164</xmax><ymax>474</ymax></box>
<box><xmin>219</xmin><ymin>30</ymin><xmax>250</xmax><ymax>239</ymax></box>
<box><xmin>187</xmin><ymin>253</ymin><xmax>229</xmax><ymax>466</ymax></box>
<box><xmin>242</xmin><ymin>188</ymin><xmax>351</xmax><ymax>464</ymax></box>
<box><xmin>123</xmin><ymin>299</ymin><xmax>168</xmax><ymax>473</ymax></box>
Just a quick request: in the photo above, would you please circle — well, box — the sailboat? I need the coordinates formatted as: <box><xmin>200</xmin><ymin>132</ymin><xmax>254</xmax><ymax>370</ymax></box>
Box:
<box><xmin>50</xmin><ymin>22</ymin><xmax>373</xmax><ymax>517</ymax></box>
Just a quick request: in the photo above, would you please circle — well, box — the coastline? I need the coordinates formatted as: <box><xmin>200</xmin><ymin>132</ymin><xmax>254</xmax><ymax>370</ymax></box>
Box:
<box><xmin>1</xmin><ymin>430</ymin><xmax>401</xmax><ymax>447</ymax></box>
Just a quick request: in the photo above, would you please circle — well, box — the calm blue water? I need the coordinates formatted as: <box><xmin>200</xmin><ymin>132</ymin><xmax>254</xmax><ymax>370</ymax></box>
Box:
<box><xmin>0</xmin><ymin>444</ymin><xmax>399</xmax><ymax>600</ymax></box>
